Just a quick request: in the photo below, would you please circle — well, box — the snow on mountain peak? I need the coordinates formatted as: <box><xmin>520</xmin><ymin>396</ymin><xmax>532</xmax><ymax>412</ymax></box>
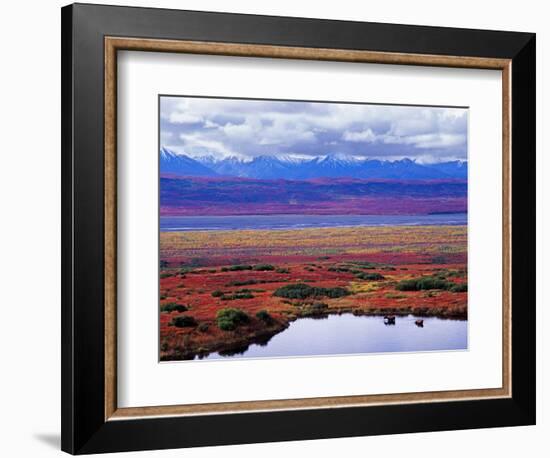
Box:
<box><xmin>160</xmin><ymin>146</ymin><xmax>179</xmax><ymax>159</ymax></box>
<box><xmin>160</xmin><ymin>148</ymin><xmax>467</xmax><ymax>180</ymax></box>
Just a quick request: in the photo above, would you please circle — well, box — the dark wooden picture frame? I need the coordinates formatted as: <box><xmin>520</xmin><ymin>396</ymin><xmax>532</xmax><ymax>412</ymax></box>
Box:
<box><xmin>62</xmin><ymin>3</ymin><xmax>535</xmax><ymax>454</ymax></box>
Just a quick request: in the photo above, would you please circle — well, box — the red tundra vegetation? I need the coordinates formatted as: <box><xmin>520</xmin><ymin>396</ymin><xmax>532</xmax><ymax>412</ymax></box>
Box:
<box><xmin>159</xmin><ymin>225</ymin><xmax>467</xmax><ymax>360</ymax></box>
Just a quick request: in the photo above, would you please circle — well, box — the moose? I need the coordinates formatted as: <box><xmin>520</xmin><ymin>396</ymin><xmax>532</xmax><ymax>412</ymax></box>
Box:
<box><xmin>383</xmin><ymin>315</ymin><xmax>396</xmax><ymax>325</ymax></box>
<box><xmin>415</xmin><ymin>319</ymin><xmax>424</xmax><ymax>327</ymax></box>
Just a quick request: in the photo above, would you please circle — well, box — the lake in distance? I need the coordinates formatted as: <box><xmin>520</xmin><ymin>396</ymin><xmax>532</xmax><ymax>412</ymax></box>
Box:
<box><xmin>161</xmin><ymin>213</ymin><xmax>467</xmax><ymax>232</ymax></box>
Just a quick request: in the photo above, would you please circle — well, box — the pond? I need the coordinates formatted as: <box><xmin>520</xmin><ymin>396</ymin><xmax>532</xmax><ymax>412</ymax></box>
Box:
<box><xmin>199</xmin><ymin>313</ymin><xmax>468</xmax><ymax>361</ymax></box>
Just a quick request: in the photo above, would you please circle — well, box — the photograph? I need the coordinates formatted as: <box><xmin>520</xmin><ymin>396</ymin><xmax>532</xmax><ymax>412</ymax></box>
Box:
<box><xmin>158</xmin><ymin>96</ymin><xmax>469</xmax><ymax>361</ymax></box>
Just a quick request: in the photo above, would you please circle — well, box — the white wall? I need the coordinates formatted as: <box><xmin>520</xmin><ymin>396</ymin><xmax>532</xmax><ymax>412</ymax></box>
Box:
<box><xmin>0</xmin><ymin>1</ymin><xmax>544</xmax><ymax>456</ymax></box>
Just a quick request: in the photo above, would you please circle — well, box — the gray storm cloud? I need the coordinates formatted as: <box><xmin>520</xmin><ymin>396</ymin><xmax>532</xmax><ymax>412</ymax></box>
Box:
<box><xmin>160</xmin><ymin>96</ymin><xmax>467</xmax><ymax>163</ymax></box>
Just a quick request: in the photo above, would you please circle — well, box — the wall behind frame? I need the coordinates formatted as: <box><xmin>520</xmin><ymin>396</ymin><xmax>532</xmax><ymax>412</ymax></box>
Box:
<box><xmin>0</xmin><ymin>1</ymin><xmax>544</xmax><ymax>458</ymax></box>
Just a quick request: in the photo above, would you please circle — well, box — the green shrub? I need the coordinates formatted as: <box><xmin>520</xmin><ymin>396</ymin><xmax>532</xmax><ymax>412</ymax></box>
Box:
<box><xmin>221</xmin><ymin>291</ymin><xmax>254</xmax><ymax>301</ymax></box>
<box><xmin>449</xmin><ymin>283</ymin><xmax>468</xmax><ymax>293</ymax></box>
<box><xmin>256</xmin><ymin>310</ymin><xmax>273</xmax><ymax>323</ymax></box>
<box><xmin>211</xmin><ymin>290</ymin><xmax>224</xmax><ymax>297</ymax></box>
<box><xmin>416</xmin><ymin>277</ymin><xmax>450</xmax><ymax>290</ymax></box>
<box><xmin>273</xmin><ymin>283</ymin><xmax>349</xmax><ymax>299</ymax></box>
<box><xmin>395</xmin><ymin>279</ymin><xmax>418</xmax><ymax>291</ymax></box>
<box><xmin>221</xmin><ymin>265</ymin><xmax>253</xmax><ymax>272</ymax></box>
<box><xmin>348</xmin><ymin>261</ymin><xmax>377</xmax><ymax>269</ymax></box>
<box><xmin>328</xmin><ymin>266</ymin><xmax>351</xmax><ymax>272</ymax></box>
<box><xmin>395</xmin><ymin>276</ymin><xmax>457</xmax><ymax>291</ymax></box>
<box><xmin>253</xmin><ymin>264</ymin><xmax>275</xmax><ymax>271</ymax></box>
<box><xmin>161</xmin><ymin>302</ymin><xmax>188</xmax><ymax>313</ymax></box>
<box><xmin>273</xmin><ymin>283</ymin><xmax>314</xmax><ymax>299</ymax></box>
<box><xmin>323</xmin><ymin>287</ymin><xmax>350</xmax><ymax>298</ymax></box>
<box><xmin>227</xmin><ymin>279</ymin><xmax>258</xmax><ymax>286</ymax></box>
<box><xmin>275</xmin><ymin>268</ymin><xmax>290</xmax><ymax>274</ymax></box>
<box><xmin>454</xmin><ymin>270</ymin><xmax>467</xmax><ymax>278</ymax></box>
<box><xmin>216</xmin><ymin>308</ymin><xmax>250</xmax><ymax>331</ymax></box>
<box><xmin>171</xmin><ymin>316</ymin><xmax>197</xmax><ymax>327</ymax></box>
<box><xmin>355</xmin><ymin>272</ymin><xmax>385</xmax><ymax>281</ymax></box>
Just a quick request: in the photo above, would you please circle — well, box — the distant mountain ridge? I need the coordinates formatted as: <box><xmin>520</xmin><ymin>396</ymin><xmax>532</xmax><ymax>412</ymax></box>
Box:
<box><xmin>160</xmin><ymin>147</ymin><xmax>467</xmax><ymax>180</ymax></box>
<box><xmin>160</xmin><ymin>147</ymin><xmax>218</xmax><ymax>177</ymax></box>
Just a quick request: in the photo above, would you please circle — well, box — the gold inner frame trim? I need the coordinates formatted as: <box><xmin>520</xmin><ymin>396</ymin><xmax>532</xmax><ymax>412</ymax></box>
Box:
<box><xmin>104</xmin><ymin>36</ymin><xmax>512</xmax><ymax>421</ymax></box>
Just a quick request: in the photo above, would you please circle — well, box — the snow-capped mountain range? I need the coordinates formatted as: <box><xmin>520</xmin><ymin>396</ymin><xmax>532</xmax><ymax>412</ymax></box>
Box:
<box><xmin>160</xmin><ymin>147</ymin><xmax>467</xmax><ymax>180</ymax></box>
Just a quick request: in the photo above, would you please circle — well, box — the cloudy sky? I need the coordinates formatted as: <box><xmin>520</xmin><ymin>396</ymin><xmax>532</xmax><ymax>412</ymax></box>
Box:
<box><xmin>160</xmin><ymin>96</ymin><xmax>468</xmax><ymax>163</ymax></box>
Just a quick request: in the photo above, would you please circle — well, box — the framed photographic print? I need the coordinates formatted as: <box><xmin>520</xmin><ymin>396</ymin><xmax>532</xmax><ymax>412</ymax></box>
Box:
<box><xmin>61</xmin><ymin>3</ymin><xmax>536</xmax><ymax>454</ymax></box>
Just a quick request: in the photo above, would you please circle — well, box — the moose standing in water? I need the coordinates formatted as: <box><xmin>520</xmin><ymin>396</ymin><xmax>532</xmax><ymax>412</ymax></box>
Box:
<box><xmin>384</xmin><ymin>315</ymin><xmax>396</xmax><ymax>325</ymax></box>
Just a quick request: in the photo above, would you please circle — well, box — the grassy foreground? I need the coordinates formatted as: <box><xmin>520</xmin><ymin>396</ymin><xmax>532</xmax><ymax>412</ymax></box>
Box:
<box><xmin>159</xmin><ymin>225</ymin><xmax>467</xmax><ymax>361</ymax></box>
